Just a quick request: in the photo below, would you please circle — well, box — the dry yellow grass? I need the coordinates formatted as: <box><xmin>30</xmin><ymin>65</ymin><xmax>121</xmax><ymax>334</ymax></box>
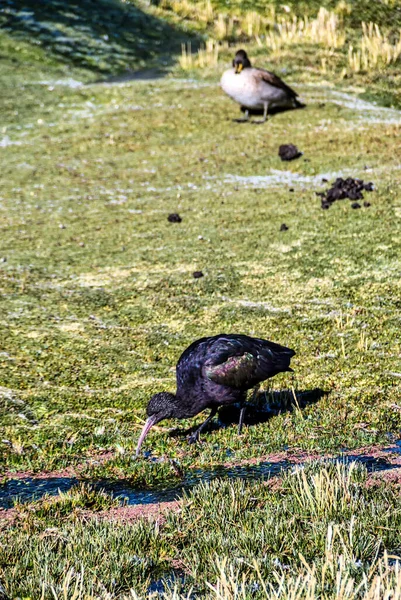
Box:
<box><xmin>178</xmin><ymin>6</ymin><xmax>345</xmax><ymax>70</ymax></box>
<box><xmin>179</xmin><ymin>39</ymin><xmax>221</xmax><ymax>69</ymax></box>
<box><xmin>348</xmin><ymin>22</ymin><xmax>401</xmax><ymax>72</ymax></box>
<box><xmin>264</xmin><ymin>7</ymin><xmax>345</xmax><ymax>51</ymax></box>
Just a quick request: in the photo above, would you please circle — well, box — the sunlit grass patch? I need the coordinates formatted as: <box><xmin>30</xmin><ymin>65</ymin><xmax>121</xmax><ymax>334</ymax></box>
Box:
<box><xmin>348</xmin><ymin>22</ymin><xmax>401</xmax><ymax>72</ymax></box>
<box><xmin>264</xmin><ymin>7</ymin><xmax>345</xmax><ymax>52</ymax></box>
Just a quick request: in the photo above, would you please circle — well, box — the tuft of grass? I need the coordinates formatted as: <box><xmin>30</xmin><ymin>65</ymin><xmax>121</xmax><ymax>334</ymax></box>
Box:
<box><xmin>287</xmin><ymin>460</ymin><xmax>366</xmax><ymax>519</ymax></box>
<box><xmin>180</xmin><ymin>39</ymin><xmax>221</xmax><ymax>69</ymax></box>
<box><xmin>348</xmin><ymin>22</ymin><xmax>401</xmax><ymax>72</ymax></box>
<box><xmin>14</xmin><ymin>483</ymin><xmax>121</xmax><ymax>525</ymax></box>
<box><xmin>265</xmin><ymin>7</ymin><xmax>345</xmax><ymax>52</ymax></box>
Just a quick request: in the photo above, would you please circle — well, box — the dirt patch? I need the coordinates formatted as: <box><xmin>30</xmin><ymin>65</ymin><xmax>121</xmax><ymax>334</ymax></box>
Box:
<box><xmin>96</xmin><ymin>499</ymin><xmax>181</xmax><ymax>523</ymax></box>
<box><xmin>3</xmin><ymin>450</ymin><xmax>114</xmax><ymax>481</ymax></box>
<box><xmin>0</xmin><ymin>507</ymin><xmax>16</xmax><ymax>529</ymax></box>
<box><xmin>0</xmin><ymin>500</ymin><xmax>181</xmax><ymax>527</ymax></box>
<box><xmin>219</xmin><ymin>449</ymin><xmax>322</xmax><ymax>469</ymax></box>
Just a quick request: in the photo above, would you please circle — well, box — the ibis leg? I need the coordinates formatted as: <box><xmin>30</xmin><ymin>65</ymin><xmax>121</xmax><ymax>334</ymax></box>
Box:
<box><xmin>237</xmin><ymin>405</ymin><xmax>247</xmax><ymax>435</ymax></box>
<box><xmin>188</xmin><ymin>408</ymin><xmax>218</xmax><ymax>444</ymax></box>
<box><xmin>238</xmin><ymin>385</ymin><xmax>260</xmax><ymax>435</ymax></box>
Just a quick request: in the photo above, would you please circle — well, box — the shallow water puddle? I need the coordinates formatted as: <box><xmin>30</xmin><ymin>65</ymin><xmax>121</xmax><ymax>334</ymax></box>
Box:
<box><xmin>1</xmin><ymin>442</ymin><xmax>401</xmax><ymax>509</ymax></box>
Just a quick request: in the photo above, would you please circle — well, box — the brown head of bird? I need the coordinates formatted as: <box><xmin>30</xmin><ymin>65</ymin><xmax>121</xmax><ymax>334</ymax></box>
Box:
<box><xmin>233</xmin><ymin>49</ymin><xmax>252</xmax><ymax>74</ymax></box>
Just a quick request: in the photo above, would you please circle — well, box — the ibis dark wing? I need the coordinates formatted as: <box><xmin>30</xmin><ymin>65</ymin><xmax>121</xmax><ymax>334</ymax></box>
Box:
<box><xmin>257</xmin><ymin>69</ymin><xmax>298</xmax><ymax>99</ymax></box>
<box><xmin>203</xmin><ymin>335</ymin><xmax>295</xmax><ymax>390</ymax></box>
<box><xmin>205</xmin><ymin>352</ymin><xmax>259</xmax><ymax>389</ymax></box>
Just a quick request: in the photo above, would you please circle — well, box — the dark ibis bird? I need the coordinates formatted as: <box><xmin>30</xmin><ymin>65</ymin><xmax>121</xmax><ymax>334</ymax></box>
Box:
<box><xmin>135</xmin><ymin>333</ymin><xmax>295</xmax><ymax>456</ymax></box>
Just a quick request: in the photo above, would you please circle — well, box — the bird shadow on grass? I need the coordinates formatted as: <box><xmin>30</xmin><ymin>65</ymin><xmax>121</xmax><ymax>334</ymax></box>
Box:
<box><xmin>240</xmin><ymin>103</ymin><xmax>306</xmax><ymax>117</ymax></box>
<box><xmin>169</xmin><ymin>388</ymin><xmax>328</xmax><ymax>439</ymax></box>
<box><xmin>0</xmin><ymin>0</ymin><xmax>202</xmax><ymax>77</ymax></box>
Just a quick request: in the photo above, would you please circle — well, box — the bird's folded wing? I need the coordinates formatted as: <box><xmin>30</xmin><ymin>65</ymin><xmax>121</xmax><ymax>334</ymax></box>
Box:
<box><xmin>205</xmin><ymin>353</ymin><xmax>258</xmax><ymax>388</ymax></box>
<box><xmin>258</xmin><ymin>69</ymin><xmax>298</xmax><ymax>98</ymax></box>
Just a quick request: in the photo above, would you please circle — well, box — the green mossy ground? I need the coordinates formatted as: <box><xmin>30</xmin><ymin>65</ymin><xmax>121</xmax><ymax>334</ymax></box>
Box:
<box><xmin>1</xmin><ymin>0</ymin><xmax>401</xmax><ymax>596</ymax></box>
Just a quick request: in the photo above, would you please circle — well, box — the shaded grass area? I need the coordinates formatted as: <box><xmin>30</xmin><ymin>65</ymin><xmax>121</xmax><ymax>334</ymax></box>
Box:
<box><xmin>0</xmin><ymin>0</ymin><xmax>201</xmax><ymax>75</ymax></box>
<box><xmin>2</xmin><ymin>462</ymin><xmax>401</xmax><ymax>597</ymax></box>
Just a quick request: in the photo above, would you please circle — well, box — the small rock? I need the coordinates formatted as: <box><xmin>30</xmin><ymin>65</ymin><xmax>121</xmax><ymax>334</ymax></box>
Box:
<box><xmin>0</xmin><ymin>257</ymin><xmax>6</xmax><ymax>263</ymax></box>
<box><xmin>168</xmin><ymin>213</ymin><xmax>182</xmax><ymax>223</ymax></box>
<box><xmin>193</xmin><ymin>271</ymin><xmax>204</xmax><ymax>279</ymax></box>
<box><xmin>280</xmin><ymin>223</ymin><xmax>289</xmax><ymax>231</ymax></box>
<box><xmin>59</xmin><ymin>224</ymin><xmax>66</xmax><ymax>229</ymax></box>
<box><xmin>278</xmin><ymin>144</ymin><xmax>302</xmax><ymax>161</ymax></box>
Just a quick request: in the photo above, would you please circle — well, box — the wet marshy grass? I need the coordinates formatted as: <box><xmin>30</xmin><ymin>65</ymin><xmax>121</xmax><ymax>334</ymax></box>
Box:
<box><xmin>2</xmin><ymin>461</ymin><xmax>401</xmax><ymax>597</ymax></box>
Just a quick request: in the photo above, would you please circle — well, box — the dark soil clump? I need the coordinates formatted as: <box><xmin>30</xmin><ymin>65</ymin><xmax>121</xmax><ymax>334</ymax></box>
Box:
<box><xmin>317</xmin><ymin>177</ymin><xmax>374</xmax><ymax>209</ymax></box>
<box><xmin>193</xmin><ymin>271</ymin><xmax>204</xmax><ymax>278</ymax></box>
<box><xmin>280</xmin><ymin>223</ymin><xmax>289</xmax><ymax>231</ymax></box>
<box><xmin>278</xmin><ymin>144</ymin><xmax>302</xmax><ymax>161</ymax></box>
<box><xmin>168</xmin><ymin>213</ymin><xmax>182</xmax><ymax>223</ymax></box>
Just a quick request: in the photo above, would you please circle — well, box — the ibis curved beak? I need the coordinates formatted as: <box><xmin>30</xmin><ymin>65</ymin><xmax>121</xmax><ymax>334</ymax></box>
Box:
<box><xmin>135</xmin><ymin>415</ymin><xmax>158</xmax><ymax>457</ymax></box>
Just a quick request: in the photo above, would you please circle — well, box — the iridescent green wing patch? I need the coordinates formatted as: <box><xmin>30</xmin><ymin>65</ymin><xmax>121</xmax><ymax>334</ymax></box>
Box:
<box><xmin>205</xmin><ymin>353</ymin><xmax>257</xmax><ymax>388</ymax></box>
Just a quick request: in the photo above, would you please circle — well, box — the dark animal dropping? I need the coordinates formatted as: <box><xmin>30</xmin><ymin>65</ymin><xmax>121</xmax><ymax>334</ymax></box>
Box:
<box><xmin>317</xmin><ymin>177</ymin><xmax>374</xmax><ymax>209</ymax></box>
<box><xmin>279</xmin><ymin>144</ymin><xmax>302</xmax><ymax>161</ymax></box>
<box><xmin>193</xmin><ymin>271</ymin><xmax>204</xmax><ymax>279</ymax></box>
<box><xmin>280</xmin><ymin>223</ymin><xmax>289</xmax><ymax>231</ymax></box>
<box><xmin>136</xmin><ymin>334</ymin><xmax>295</xmax><ymax>455</ymax></box>
<box><xmin>168</xmin><ymin>213</ymin><xmax>182</xmax><ymax>223</ymax></box>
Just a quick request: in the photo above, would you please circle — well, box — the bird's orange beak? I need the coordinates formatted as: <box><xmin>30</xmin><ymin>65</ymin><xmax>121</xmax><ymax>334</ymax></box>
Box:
<box><xmin>235</xmin><ymin>63</ymin><xmax>243</xmax><ymax>74</ymax></box>
<box><xmin>135</xmin><ymin>414</ymin><xmax>158</xmax><ymax>457</ymax></box>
